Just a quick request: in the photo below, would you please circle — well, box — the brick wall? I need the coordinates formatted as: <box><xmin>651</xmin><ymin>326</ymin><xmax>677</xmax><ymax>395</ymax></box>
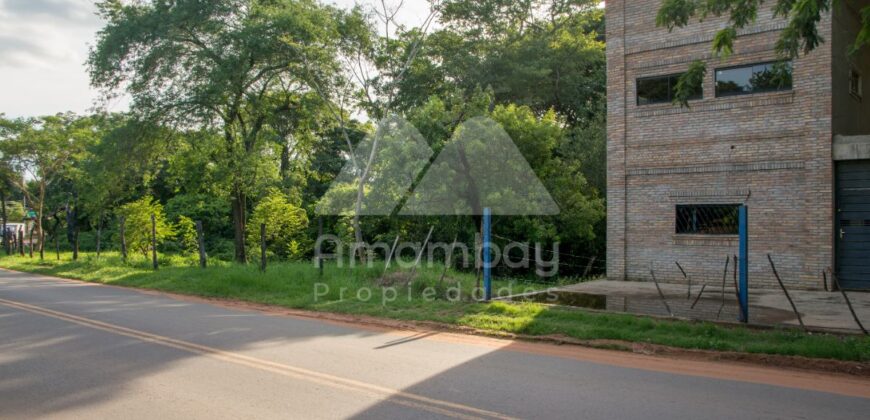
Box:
<box><xmin>607</xmin><ymin>0</ymin><xmax>834</xmax><ymax>290</ymax></box>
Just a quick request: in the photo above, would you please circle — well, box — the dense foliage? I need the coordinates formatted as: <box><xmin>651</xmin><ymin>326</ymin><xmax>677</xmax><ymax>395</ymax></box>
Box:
<box><xmin>0</xmin><ymin>0</ymin><xmax>607</xmax><ymax>278</ymax></box>
<box><xmin>118</xmin><ymin>197</ymin><xmax>173</xmax><ymax>257</ymax></box>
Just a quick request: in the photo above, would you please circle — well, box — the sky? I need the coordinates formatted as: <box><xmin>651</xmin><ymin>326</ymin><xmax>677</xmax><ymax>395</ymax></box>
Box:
<box><xmin>0</xmin><ymin>0</ymin><xmax>434</xmax><ymax>119</ymax></box>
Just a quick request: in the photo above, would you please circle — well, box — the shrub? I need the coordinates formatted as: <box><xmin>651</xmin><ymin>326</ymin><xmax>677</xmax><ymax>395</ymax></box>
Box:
<box><xmin>118</xmin><ymin>197</ymin><xmax>174</xmax><ymax>257</ymax></box>
<box><xmin>175</xmin><ymin>215</ymin><xmax>199</xmax><ymax>255</ymax></box>
<box><xmin>247</xmin><ymin>189</ymin><xmax>309</xmax><ymax>260</ymax></box>
<box><xmin>165</xmin><ymin>193</ymin><xmax>231</xmax><ymax>239</ymax></box>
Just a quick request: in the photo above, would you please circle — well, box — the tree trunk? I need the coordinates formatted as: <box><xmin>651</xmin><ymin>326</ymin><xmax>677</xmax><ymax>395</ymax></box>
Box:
<box><xmin>196</xmin><ymin>221</ymin><xmax>207</xmax><ymax>268</ymax></box>
<box><xmin>352</xmin><ymin>136</ymin><xmax>380</xmax><ymax>264</ymax></box>
<box><xmin>232</xmin><ymin>188</ymin><xmax>247</xmax><ymax>264</ymax></box>
<box><xmin>66</xmin><ymin>196</ymin><xmax>77</xmax><ymax>247</ymax></box>
<box><xmin>280</xmin><ymin>140</ymin><xmax>291</xmax><ymax>180</ymax></box>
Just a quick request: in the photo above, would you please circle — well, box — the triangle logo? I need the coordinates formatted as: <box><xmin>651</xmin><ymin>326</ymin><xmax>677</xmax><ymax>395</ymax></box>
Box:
<box><xmin>315</xmin><ymin>115</ymin><xmax>434</xmax><ymax>216</ymax></box>
<box><xmin>399</xmin><ymin>116</ymin><xmax>559</xmax><ymax>216</ymax></box>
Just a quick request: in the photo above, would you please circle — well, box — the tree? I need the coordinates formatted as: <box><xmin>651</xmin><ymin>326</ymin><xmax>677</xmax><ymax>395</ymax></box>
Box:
<box><xmin>165</xmin><ymin>193</ymin><xmax>232</xmax><ymax>243</ymax></box>
<box><xmin>248</xmin><ymin>188</ymin><xmax>309</xmax><ymax>259</ymax></box>
<box><xmin>405</xmin><ymin>91</ymin><xmax>605</xmax><ymax>251</ymax></box>
<box><xmin>390</xmin><ymin>0</ymin><xmax>606</xmax><ymax>124</ymax></box>
<box><xmin>656</xmin><ymin>0</ymin><xmax>870</xmax><ymax>105</ymax></box>
<box><xmin>88</xmin><ymin>0</ymin><xmax>353</xmax><ymax>263</ymax></box>
<box><xmin>0</xmin><ymin>114</ymin><xmax>92</xmax><ymax>257</ymax></box>
<box><xmin>0</xmin><ymin>157</ymin><xmax>16</xmax><ymax>254</ymax></box>
<box><xmin>76</xmin><ymin>115</ymin><xmax>166</xmax><ymax>218</ymax></box>
<box><xmin>118</xmin><ymin>197</ymin><xmax>173</xmax><ymax>257</ymax></box>
<box><xmin>175</xmin><ymin>215</ymin><xmax>199</xmax><ymax>256</ymax></box>
<box><xmin>0</xmin><ymin>119</ymin><xmax>18</xmax><ymax>251</ymax></box>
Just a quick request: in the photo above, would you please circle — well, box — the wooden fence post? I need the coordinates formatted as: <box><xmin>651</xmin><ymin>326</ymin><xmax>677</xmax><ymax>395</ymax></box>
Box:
<box><xmin>438</xmin><ymin>235</ymin><xmax>458</xmax><ymax>284</ymax></box>
<box><xmin>151</xmin><ymin>214</ymin><xmax>158</xmax><ymax>270</ymax></box>
<box><xmin>259</xmin><ymin>223</ymin><xmax>266</xmax><ymax>273</ymax></box>
<box><xmin>17</xmin><ymin>229</ymin><xmax>24</xmax><ymax>257</ymax></box>
<box><xmin>95</xmin><ymin>212</ymin><xmax>102</xmax><ymax>258</ymax></box>
<box><xmin>383</xmin><ymin>235</ymin><xmax>400</xmax><ymax>277</ymax></box>
<box><xmin>73</xmin><ymin>227</ymin><xmax>79</xmax><ymax>261</ymax></box>
<box><xmin>317</xmin><ymin>217</ymin><xmax>324</xmax><ymax>276</ymax></box>
<box><xmin>196</xmin><ymin>221</ymin><xmax>207</xmax><ymax>268</ymax></box>
<box><xmin>119</xmin><ymin>216</ymin><xmax>127</xmax><ymax>261</ymax></box>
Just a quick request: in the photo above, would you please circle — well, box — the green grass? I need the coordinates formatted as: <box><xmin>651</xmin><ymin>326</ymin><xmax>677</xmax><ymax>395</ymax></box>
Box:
<box><xmin>2</xmin><ymin>252</ymin><xmax>869</xmax><ymax>362</ymax></box>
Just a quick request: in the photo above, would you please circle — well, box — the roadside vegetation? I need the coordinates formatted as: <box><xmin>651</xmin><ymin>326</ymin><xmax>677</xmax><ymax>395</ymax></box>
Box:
<box><xmin>2</xmin><ymin>253</ymin><xmax>868</xmax><ymax>363</ymax></box>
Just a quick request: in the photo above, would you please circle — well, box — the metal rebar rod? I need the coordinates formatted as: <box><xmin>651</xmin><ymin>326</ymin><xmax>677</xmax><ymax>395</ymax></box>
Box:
<box><xmin>649</xmin><ymin>264</ymin><xmax>673</xmax><ymax>317</ymax></box>
<box><xmin>767</xmin><ymin>254</ymin><xmax>805</xmax><ymax>331</ymax></box>
<box><xmin>690</xmin><ymin>284</ymin><xmax>707</xmax><ymax>309</ymax></box>
<box><xmin>832</xmin><ymin>273</ymin><xmax>868</xmax><ymax>335</ymax></box>
<box><xmin>675</xmin><ymin>261</ymin><xmax>690</xmax><ymax>299</ymax></box>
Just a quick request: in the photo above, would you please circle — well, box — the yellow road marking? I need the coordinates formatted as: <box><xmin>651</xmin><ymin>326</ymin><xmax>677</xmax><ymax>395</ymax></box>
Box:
<box><xmin>0</xmin><ymin>297</ymin><xmax>517</xmax><ymax>420</ymax></box>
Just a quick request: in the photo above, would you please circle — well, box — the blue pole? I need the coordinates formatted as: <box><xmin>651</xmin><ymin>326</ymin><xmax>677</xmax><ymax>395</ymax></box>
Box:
<box><xmin>483</xmin><ymin>207</ymin><xmax>492</xmax><ymax>301</ymax></box>
<box><xmin>738</xmin><ymin>205</ymin><xmax>749</xmax><ymax>323</ymax></box>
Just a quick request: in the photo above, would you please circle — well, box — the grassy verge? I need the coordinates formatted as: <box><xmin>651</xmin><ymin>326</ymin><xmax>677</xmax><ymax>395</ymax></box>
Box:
<box><xmin>1</xmin><ymin>252</ymin><xmax>868</xmax><ymax>362</ymax></box>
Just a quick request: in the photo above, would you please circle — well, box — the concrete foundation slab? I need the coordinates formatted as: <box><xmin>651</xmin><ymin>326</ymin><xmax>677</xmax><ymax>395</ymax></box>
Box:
<box><xmin>550</xmin><ymin>280</ymin><xmax>870</xmax><ymax>333</ymax></box>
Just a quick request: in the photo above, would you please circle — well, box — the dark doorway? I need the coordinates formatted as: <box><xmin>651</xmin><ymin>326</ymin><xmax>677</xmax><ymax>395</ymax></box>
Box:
<box><xmin>836</xmin><ymin>160</ymin><xmax>870</xmax><ymax>289</ymax></box>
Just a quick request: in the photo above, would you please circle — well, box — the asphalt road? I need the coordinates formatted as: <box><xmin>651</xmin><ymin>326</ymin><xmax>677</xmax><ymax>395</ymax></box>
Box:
<box><xmin>0</xmin><ymin>270</ymin><xmax>868</xmax><ymax>420</ymax></box>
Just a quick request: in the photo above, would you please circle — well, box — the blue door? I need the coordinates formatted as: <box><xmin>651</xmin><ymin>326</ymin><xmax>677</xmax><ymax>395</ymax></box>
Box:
<box><xmin>836</xmin><ymin>160</ymin><xmax>870</xmax><ymax>289</ymax></box>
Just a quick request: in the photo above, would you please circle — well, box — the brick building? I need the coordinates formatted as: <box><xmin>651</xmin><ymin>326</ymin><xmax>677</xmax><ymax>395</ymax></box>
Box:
<box><xmin>606</xmin><ymin>1</ymin><xmax>870</xmax><ymax>290</ymax></box>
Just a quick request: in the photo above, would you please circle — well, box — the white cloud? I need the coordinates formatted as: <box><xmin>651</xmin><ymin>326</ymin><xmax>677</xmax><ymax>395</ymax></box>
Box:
<box><xmin>0</xmin><ymin>0</ymin><xmax>435</xmax><ymax>118</ymax></box>
<box><xmin>0</xmin><ymin>0</ymin><xmax>105</xmax><ymax>117</ymax></box>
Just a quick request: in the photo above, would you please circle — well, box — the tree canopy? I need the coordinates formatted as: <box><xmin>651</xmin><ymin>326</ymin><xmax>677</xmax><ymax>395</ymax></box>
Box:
<box><xmin>0</xmin><ymin>0</ymin><xmax>609</xmax><ymax>276</ymax></box>
<box><xmin>657</xmin><ymin>0</ymin><xmax>870</xmax><ymax>105</ymax></box>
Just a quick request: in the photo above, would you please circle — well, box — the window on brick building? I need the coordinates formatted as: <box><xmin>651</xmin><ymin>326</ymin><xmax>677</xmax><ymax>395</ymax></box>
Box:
<box><xmin>675</xmin><ymin>204</ymin><xmax>740</xmax><ymax>235</ymax></box>
<box><xmin>636</xmin><ymin>73</ymin><xmax>701</xmax><ymax>105</ymax></box>
<box><xmin>850</xmin><ymin>69</ymin><xmax>863</xmax><ymax>101</ymax></box>
<box><xmin>715</xmin><ymin>61</ymin><xmax>792</xmax><ymax>97</ymax></box>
